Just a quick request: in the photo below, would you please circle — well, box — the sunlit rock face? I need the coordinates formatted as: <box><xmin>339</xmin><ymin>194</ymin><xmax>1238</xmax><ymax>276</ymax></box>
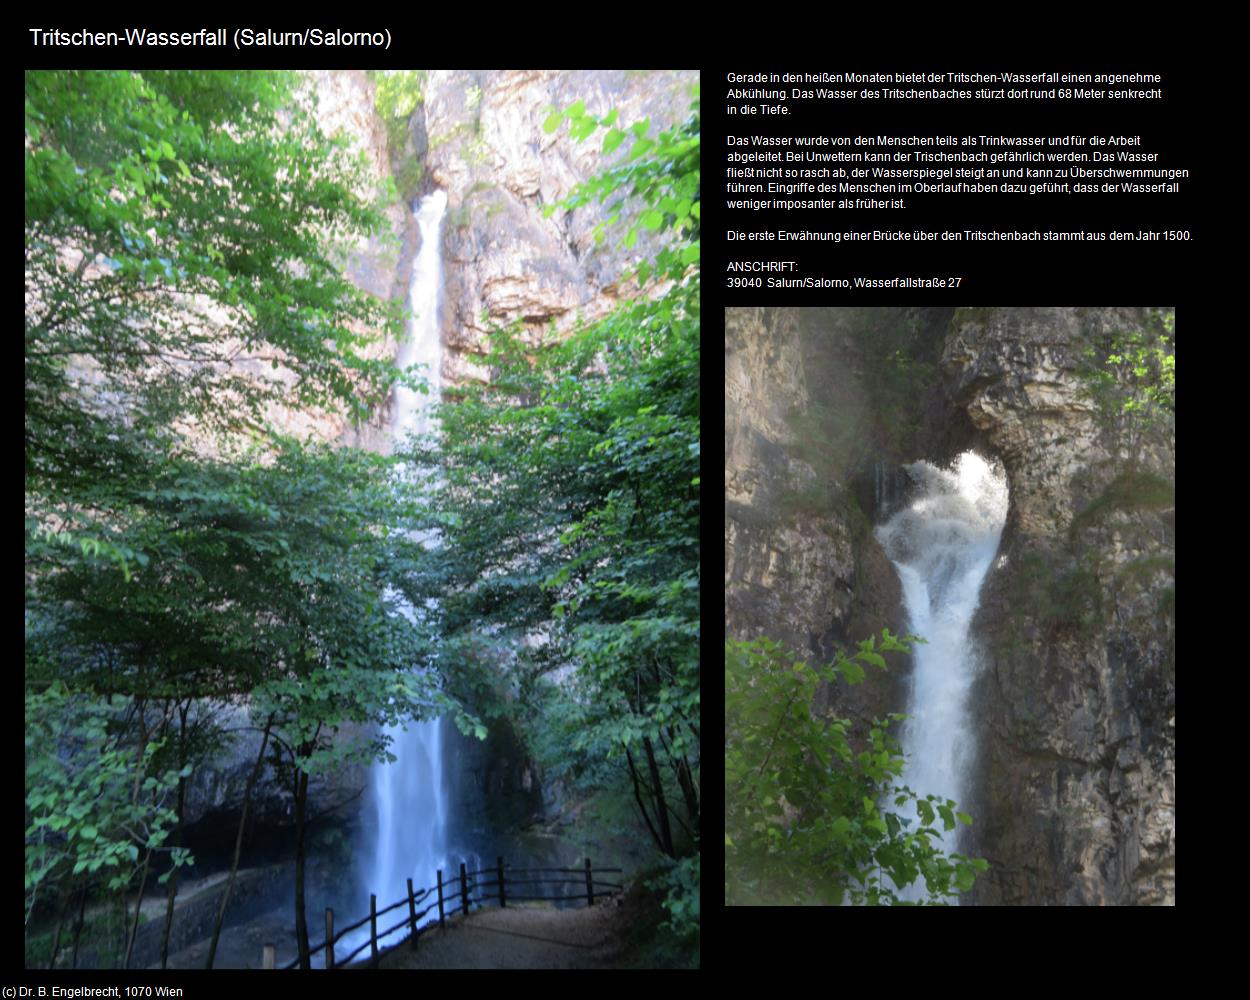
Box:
<box><xmin>417</xmin><ymin>70</ymin><xmax>698</xmax><ymax>385</ymax></box>
<box><xmin>293</xmin><ymin>70</ymin><xmax>700</xmax><ymax>441</ymax></box>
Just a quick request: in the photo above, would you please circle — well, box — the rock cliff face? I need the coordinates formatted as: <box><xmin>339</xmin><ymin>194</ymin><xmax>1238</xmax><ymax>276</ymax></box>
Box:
<box><xmin>413</xmin><ymin>69</ymin><xmax>698</xmax><ymax>384</ymax></box>
<box><xmin>948</xmin><ymin>307</ymin><xmax>1175</xmax><ymax>906</ymax></box>
<box><xmin>725</xmin><ymin>306</ymin><xmax>1175</xmax><ymax>906</ymax></box>
<box><xmin>725</xmin><ymin>307</ymin><xmax>907</xmax><ymax>732</ymax></box>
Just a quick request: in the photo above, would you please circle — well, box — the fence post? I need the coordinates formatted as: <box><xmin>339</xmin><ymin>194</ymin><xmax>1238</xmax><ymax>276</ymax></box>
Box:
<box><xmin>437</xmin><ymin>869</ymin><xmax>445</xmax><ymax>928</ymax></box>
<box><xmin>407</xmin><ymin>878</ymin><xmax>418</xmax><ymax>950</ymax></box>
<box><xmin>497</xmin><ymin>856</ymin><xmax>506</xmax><ymax>908</ymax></box>
<box><xmin>369</xmin><ymin>893</ymin><xmax>378</xmax><ymax>968</ymax></box>
<box><xmin>585</xmin><ymin>857</ymin><xmax>594</xmax><ymax>906</ymax></box>
<box><xmin>325</xmin><ymin>908</ymin><xmax>335</xmax><ymax>969</ymax></box>
<box><xmin>262</xmin><ymin>943</ymin><xmax>275</xmax><ymax>969</ymax></box>
<box><xmin>459</xmin><ymin>862</ymin><xmax>469</xmax><ymax>916</ymax></box>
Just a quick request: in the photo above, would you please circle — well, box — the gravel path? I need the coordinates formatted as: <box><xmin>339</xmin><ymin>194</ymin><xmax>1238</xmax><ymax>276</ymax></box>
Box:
<box><xmin>365</xmin><ymin>899</ymin><xmax>629</xmax><ymax>969</ymax></box>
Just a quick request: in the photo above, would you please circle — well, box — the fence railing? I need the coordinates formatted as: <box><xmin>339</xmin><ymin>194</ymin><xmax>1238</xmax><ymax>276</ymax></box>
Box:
<box><xmin>263</xmin><ymin>857</ymin><xmax>623</xmax><ymax>969</ymax></box>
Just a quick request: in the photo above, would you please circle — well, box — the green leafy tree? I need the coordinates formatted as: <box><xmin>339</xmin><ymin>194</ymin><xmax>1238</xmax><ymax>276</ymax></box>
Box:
<box><xmin>26</xmin><ymin>69</ymin><xmax>405</xmax><ymax>581</ymax></box>
<box><xmin>398</xmin><ymin>88</ymin><xmax>701</xmax><ymax>936</ymax></box>
<box><xmin>726</xmin><ymin>633</ymin><xmax>988</xmax><ymax>906</ymax></box>
<box><xmin>1077</xmin><ymin>308</ymin><xmax>1175</xmax><ymax>463</ymax></box>
<box><xmin>23</xmin><ymin>69</ymin><xmax>455</xmax><ymax>967</ymax></box>
<box><xmin>26</xmin><ymin>434</ymin><xmax>477</xmax><ymax>968</ymax></box>
<box><xmin>25</xmin><ymin>70</ymin><xmax>400</xmax><ymax>433</ymax></box>
<box><xmin>24</xmin><ymin>683</ymin><xmax>188</xmax><ymax>931</ymax></box>
<box><xmin>543</xmin><ymin>85</ymin><xmax>700</xmax><ymax>284</ymax></box>
<box><xmin>419</xmin><ymin>287</ymin><xmax>699</xmax><ymax>859</ymax></box>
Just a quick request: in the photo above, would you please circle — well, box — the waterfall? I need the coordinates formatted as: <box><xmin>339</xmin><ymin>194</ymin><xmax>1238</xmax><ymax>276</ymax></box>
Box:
<box><xmin>874</xmin><ymin>451</ymin><xmax>1007</xmax><ymax>903</ymax></box>
<box><xmin>350</xmin><ymin>190</ymin><xmax>451</xmax><ymax>952</ymax></box>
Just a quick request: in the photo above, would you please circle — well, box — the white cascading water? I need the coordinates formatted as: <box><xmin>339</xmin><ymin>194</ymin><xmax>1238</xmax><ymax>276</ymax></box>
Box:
<box><xmin>874</xmin><ymin>451</ymin><xmax>1008</xmax><ymax>903</ymax></box>
<box><xmin>352</xmin><ymin>190</ymin><xmax>451</xmax><ymax>950</ymax></box>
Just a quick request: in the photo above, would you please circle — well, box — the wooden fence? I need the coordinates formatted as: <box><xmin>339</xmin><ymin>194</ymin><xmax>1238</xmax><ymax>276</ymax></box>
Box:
<box><xmin>262</xmin><ymin>857</ymin><xmax>622</xmax><ymax>969</ymax></box>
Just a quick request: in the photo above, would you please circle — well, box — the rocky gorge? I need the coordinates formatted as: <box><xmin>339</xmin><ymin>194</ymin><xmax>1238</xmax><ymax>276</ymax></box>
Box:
<box><xmin>725</xmin><ymin>306</ymin><xmax>1175</xmax><ymax>906</ymax></box>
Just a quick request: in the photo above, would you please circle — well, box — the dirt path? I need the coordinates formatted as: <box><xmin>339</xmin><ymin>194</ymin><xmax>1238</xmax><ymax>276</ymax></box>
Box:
<box><xmin>365</xmin><ymin>899</ymin><xmax>629</xmax><ymax>970</ymax></box>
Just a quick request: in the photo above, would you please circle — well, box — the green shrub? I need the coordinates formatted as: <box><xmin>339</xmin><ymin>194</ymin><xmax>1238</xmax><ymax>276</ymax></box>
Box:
<box><xmin>725</xmin><ymin>632</ymin><xmax>987</xmax><ymax>906</ymax></box>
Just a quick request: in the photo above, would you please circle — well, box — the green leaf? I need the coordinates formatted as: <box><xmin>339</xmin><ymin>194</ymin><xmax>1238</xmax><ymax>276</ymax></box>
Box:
<box><xmin>839</xmin><ymin>658</ymin><xmax>866</xmax><ymax>685</ymax></box>
<box><xmin>542</xmin><ymin>111</ymin><xmax>564</xmax><ymax>133</ymax></box>
<box><xmin>629</xmin><ymin>137</ymin><xmax>655</xmax><ymax>160</ymax></box>
<box><xmin>602</xmin><ymin>129</ymin><xmax>626</xmax><ymax>155</ymax></box>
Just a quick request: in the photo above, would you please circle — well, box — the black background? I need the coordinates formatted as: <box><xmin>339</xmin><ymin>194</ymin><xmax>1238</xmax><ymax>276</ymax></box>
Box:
<box><xmin>22</xmin><ymin>26</ymin><xmax>1208</xmax><ymax>981</ymax></box>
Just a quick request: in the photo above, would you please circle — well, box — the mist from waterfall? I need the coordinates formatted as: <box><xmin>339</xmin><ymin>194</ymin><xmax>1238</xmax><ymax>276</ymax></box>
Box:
<box><xmin>875</xmin><ymin>451</ymin><xmax>1008</xmax><ymax>904</ymax></box>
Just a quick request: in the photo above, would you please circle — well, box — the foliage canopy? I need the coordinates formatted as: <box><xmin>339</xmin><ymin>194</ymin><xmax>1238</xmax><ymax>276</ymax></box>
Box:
<box><xmin>24</xmin><ymin>69</ymin><xmax>438</xmax><ymax>962</ymax></box>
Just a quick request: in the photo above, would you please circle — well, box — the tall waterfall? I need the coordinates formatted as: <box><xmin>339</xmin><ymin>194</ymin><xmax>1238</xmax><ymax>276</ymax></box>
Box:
<box><xmin>357</xmin><ymin>190</ymin><xmax>450</xmax><ymax>945</ymax></box>
<box><xmin>875</xmin><ymin>451</ymin><xmax>1008</xmax><ymax>903</ymax></box>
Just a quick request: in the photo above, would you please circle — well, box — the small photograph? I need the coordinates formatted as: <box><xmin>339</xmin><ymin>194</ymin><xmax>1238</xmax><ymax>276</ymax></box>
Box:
<box><xmin>26</xmin><ymin>69</ymin><xmax>699</xmax><ymax>969</ymax></box>
<box><xmin>726</xmin><ymin>307</ymin><xmax>1174</xmax><ymax>906</ymax></box>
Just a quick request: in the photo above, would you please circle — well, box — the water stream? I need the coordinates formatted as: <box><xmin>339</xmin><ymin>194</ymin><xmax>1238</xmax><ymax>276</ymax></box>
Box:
<box><xmin>348</xmin><ymin>190</ymin><xmax>453</xmax><ymax>954</ymax></box>
<box><xmin>874</xmin><ymin>451</ymin><xmax>1008</xmax><ymax>903</ymax></box>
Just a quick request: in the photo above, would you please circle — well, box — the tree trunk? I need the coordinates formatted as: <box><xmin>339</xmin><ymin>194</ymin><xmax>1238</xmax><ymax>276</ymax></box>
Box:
<box><xmin>159</xmin><ymin>700</ymin><xmax>189</xmax><ymax>970</ymax></box>
<box><xmin>46</xmin><ymin>889</ymin><xmax>70</xmax><ymax>970</ymax></box>
<box><xmin>124</xmin><ymin>848</ymin><xmax>153</xmax><ymax>968</ymax></box>
<box><xmin>641</xmin><ymin>735</ymin><xmax>675</xmax><ymax>857</ymax></box>
<box><xmin>205</xmin><ymin>719</ymin><xmax>271</xmax><ymax>969</ymax></box>
<box><xmin>669</xmin><ymin>740</ymin><xmax>700</xmax><ymax>836</ymax></box>
<box><xmin>625</xmin><ymin>746</ymin><xmax>665</xmax><ymax>854</ymax></box>
<box><xmin>70</xmin><ymin>888</ymin><xmax>87</xmax><ymax>968</ymax></box>
<box><xmin>294</xmin><ymin>758</ymin><xmax>311</xmax><ymax>970</ymax></box>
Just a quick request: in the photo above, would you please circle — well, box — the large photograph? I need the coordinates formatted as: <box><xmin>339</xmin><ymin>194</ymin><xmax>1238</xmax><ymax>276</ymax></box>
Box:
<box><xmin>26</xmin><ymin>69</ymin><xmax>700</xmax><ymax>968</ymax></box>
